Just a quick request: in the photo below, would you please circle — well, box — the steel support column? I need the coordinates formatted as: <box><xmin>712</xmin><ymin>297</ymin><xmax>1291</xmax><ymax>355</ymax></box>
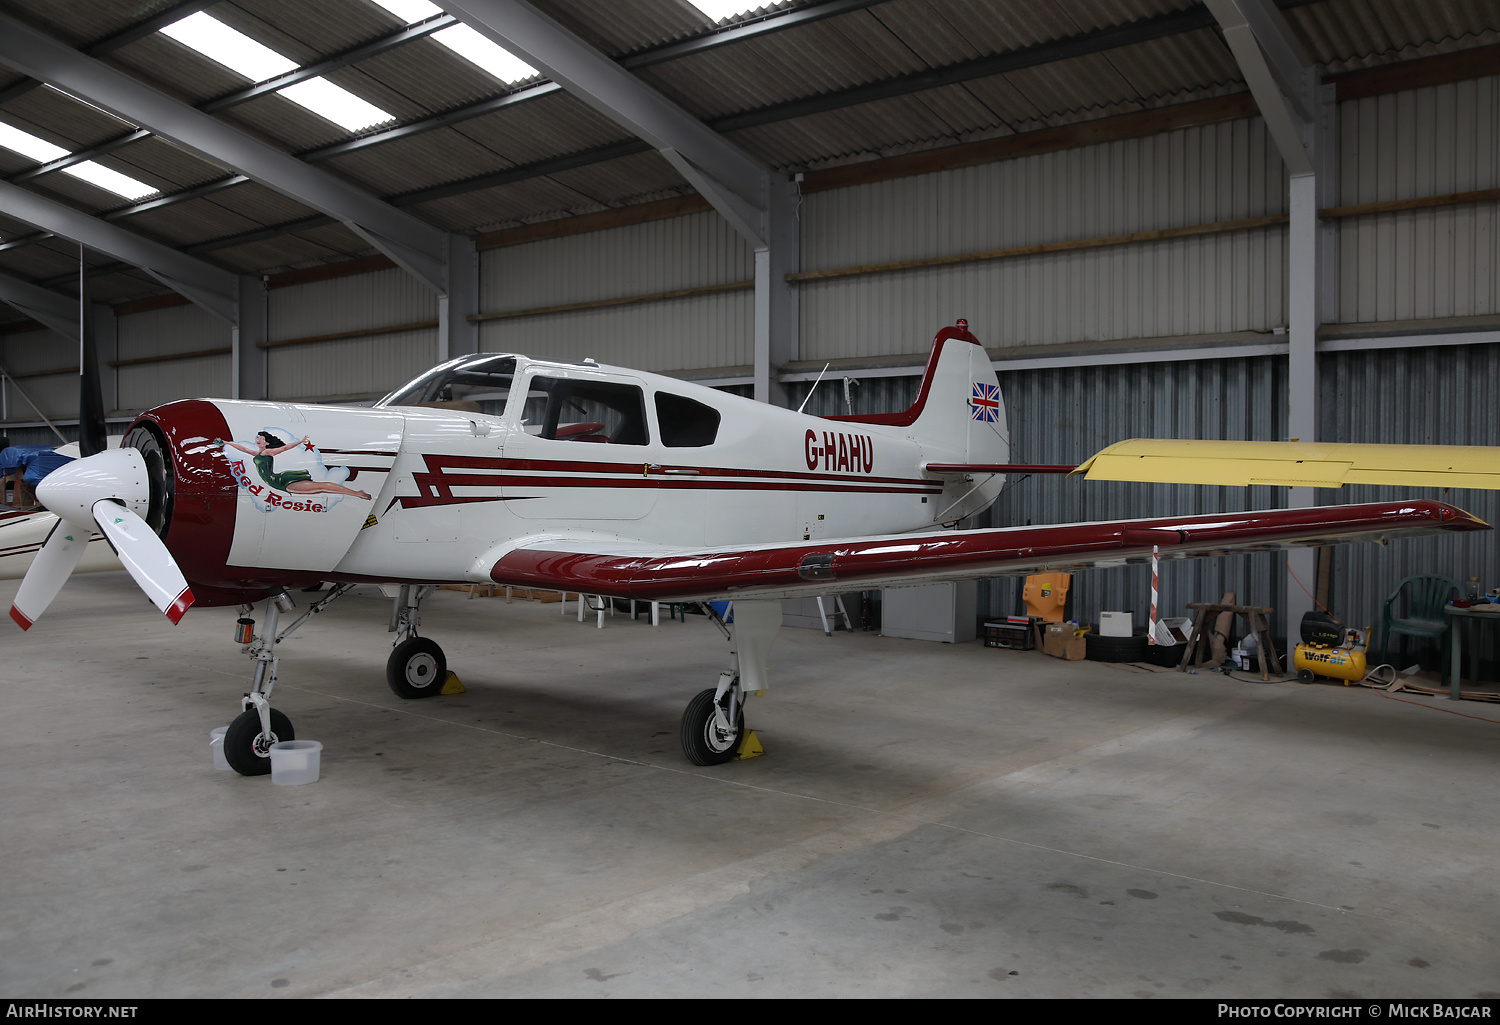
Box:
<box><xmin>1283</xmin><ymin>84</ymin><xmax>1338</xmax><ymax>634</ymax></box>
<box><xmin>1207</xmin><ymin>0</ymin><xmax>1335</xmax><ymax>636</ymax></box>
<box><xmin>756</xmin><ymin>176</ymin><xmax>800</xmax><ymax>406</ymax></box>
<box><xmin>439</xmin><ymin>234</ymin><xmax>479</xmax><ymax>361</ymax></box>
<box><xmin>233</xmin><ymin>276</ymin><xmax>266</xmax><ymax>401</ymax></box>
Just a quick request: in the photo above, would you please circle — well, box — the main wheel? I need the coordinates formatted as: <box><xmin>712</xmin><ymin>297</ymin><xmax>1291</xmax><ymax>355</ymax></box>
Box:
<box><xmin>1297</xmin><ymin>668</ymin><xmax>1315</xmax><ymax>684</ymax></box>
<box><xmin>680</xmin><ymin>687</ymin><xmax>744</xmax><ymax>766</ymax></box>
<box><xmin>387</xmin><ymin>637</ymin><xmax>447</xmax><ymax>698</ymax></box>
<box><xmin>223</xmin><ymin>707</ymin><xmax>294</xmax><ymax>776</ymax></box>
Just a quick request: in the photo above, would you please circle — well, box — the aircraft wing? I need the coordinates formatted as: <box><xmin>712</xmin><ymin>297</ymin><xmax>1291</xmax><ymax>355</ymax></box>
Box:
<box><xmin>1075</xmin><ymin>439</ymin><xmax>1500</xmax><ymax>490</ymax></box>
<box><xmin>487</xmin><ymin>500</ymin><xmax>1487</xmax><ymax>603</ymax></box>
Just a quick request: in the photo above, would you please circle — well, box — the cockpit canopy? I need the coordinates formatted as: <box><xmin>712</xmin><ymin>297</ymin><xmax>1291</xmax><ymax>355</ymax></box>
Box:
<box><xmin>377</xmin><ymin>353</ymin><xmax>721</xmax><ymax>448</ymax></box>
<box><xmin>376</xmin><ymin>354</ymin><xmax>518</xmax><ymax>416</ymax></box>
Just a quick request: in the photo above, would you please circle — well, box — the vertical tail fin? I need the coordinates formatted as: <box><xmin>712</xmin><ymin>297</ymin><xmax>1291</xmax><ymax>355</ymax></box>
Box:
<box><xmin>828</xmin><ymin>320</ymin><xmax>1008</xmax><ymax>466</ymax></box>
<box><xmin>826</xmin><ymin>320</ymin><xmax>1008</xmax><ymax>522</ymax></box>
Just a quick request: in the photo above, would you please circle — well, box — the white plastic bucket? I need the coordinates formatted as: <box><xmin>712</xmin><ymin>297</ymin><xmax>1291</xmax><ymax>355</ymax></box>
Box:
<box><xmin>210</xmin><ymin>727</ymin><xmax>230</xmax><ymax>771</ymax></box>
<box><xmin>269</xmin><ymin>740</ymin><xmax>323</xmax><ymax>785</ymax></box>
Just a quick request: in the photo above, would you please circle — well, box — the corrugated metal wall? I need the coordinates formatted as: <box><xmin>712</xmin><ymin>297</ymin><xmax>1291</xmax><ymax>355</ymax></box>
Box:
<box><xmin>116</xmin><ymin>302</ymin><xmax>231</xmax><ymax>410</ymax></box>
<box><xmin>267</xmin><ymin>266</ymin><xmax>437</xmax><ymax>401</ymax></box>
<box><xmin>799</xmin><ymin>118</ymin><xmax>1289</xmax><ymax>359</ymax></box>
<box><xmin>478</xmin><ymin>210</ymin><xmax>754</xmax><ymax>372</ymax></box>
<box><xmin>1319</xmin><ymin>344</ymin><xmax>1500</xmax><ymax>644</ymax></box>
<box><xmin>1</xmin><ymin>327</ymin><xmax>73</xmax><ymax>422</ymax></box>
<box><xmin>1338</xmin><ymin>75</ymin><xmax>1500</xmax><ymax>324</ymax></box>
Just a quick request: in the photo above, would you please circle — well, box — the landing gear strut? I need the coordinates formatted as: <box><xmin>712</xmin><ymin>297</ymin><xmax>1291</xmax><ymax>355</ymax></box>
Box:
<box><xmin>678</xmin><ymin>599</ymin><xmax>781</xmax><ymax>765</ymax></box>
<box><xmin>385</xmin><ymin>584</ymin><xmax>448</xmax><ymax>698</ymax></box>
<box><xmin>223</xmin><ymin>584</ymin><xmax>355</xmax><ymax>776</ymax></box>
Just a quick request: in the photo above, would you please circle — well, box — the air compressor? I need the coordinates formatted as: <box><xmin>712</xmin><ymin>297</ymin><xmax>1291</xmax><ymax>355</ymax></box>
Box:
<box><xmin>1292</xmin><ymin>611</ymin><xmax>1369</xmax><ymax>684</ymax></box>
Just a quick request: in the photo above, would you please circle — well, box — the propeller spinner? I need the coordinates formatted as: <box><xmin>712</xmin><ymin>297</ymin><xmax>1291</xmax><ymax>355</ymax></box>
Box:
<box><xmin>10</xmin><ymin>448</ymin><xmax>194</xmax><ymax>630</ymax></box>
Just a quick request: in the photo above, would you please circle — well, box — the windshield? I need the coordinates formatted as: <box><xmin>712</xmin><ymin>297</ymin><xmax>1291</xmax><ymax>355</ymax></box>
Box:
<box><xmin>377</xmin><ymin>355</ymin><xmax>517</xmax><ymax>416</ymax></box>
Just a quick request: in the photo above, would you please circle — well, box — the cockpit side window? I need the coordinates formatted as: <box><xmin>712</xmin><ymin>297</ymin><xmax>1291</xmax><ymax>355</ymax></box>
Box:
<box><xmin>523</xmin><ymin>376</ymin><xmax>650</xmax><ymax>446</ymax></box>
<box><xmin>655</xmin><ymin>392</ymin><xmax>720</xmax><ymax>447</ymax></box>
<box><xmin>378</xmin><ymin>355</ymin><xmax>516</xmax><ymax>417</ymax></box>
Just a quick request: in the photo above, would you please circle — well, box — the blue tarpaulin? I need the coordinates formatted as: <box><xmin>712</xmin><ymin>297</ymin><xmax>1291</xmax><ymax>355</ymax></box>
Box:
<box><xmin>0</xmin><ymin>446</ymin><xmax>74</xmax><ymax>487</ymax></box>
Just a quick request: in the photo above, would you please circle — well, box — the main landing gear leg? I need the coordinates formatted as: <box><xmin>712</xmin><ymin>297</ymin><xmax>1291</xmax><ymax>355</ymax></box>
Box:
<box><xmin>386</xmin><ymin>585</ymin><xmax>458</xmax><ymax>698</ymax></box>
<box><xmin>679</xmin><ymin>599</ymin><xmax>781</xmax><ymax>766</ymax></box>
<box><xmin>223</xmin><ymin>584</ymin><xmax>355</xmax><ymax>776</ymax></box>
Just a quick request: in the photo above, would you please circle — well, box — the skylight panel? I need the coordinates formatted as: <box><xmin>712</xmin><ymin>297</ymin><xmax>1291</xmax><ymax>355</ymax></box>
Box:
<box><xmin>0</xmin><ymin>122</ymin><xmax>67</xmax><ymax>163</ymax></box>
<box><xmin>367</xmin><ymin>2</ymin><xmax>538</xmax><ymax>84</ymax></box>
<box><xmin>279</xmin><ymin>79</ymin><xmax>394</xmax><ymax>132</ymax></box>
<box><xmin>59</xmin><ymin>162</ymin><xmax>159</xmax><ymax>201</ymax></box>
<box><xmin>161</xmin><ymin>12</ymin><xmax>393</xmax><ymax>131</ymax></box>
<box><xmin>430</xmin><ymin>24</ymin><xmax>538</xmax><ymax>84</ymax></box>
<box><xmin>161</xmin><ymin>11</ymin><xmax>297</xmax><ymax>81</ymax></box>
<box><xmin>0</xmin><ymin>122</ymin><xmax>157</xmax><ymax>200</ymax></box>
<box><xmin>685</xmin><ymin>2</ymin><xmax>784</xmax><ymax>22</ymax></box>
<box><xmin>368</xmin><ymin>0</ymin><xmax>444</xmax><ymax>22</ymax></box>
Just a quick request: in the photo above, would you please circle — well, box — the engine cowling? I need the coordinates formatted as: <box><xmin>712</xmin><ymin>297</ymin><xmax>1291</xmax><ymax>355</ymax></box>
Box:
<box><xmin>123</xmin><ymin>399</ymin><xmax>404</xmax><ymax>606</ymax></box>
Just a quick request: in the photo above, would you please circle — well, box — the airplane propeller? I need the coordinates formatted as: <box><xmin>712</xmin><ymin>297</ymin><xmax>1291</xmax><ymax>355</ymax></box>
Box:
<box><xmin>9</xmin><ymin>448</ymin><xmax>193</xmax><ymax>630</ymax></box>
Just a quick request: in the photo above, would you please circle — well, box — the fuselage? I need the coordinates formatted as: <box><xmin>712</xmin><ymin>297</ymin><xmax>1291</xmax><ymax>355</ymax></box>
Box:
<box><xmin>125</xmin><ymin>348</ymin><xmax>1008</xmax><ymax>601</ymax></box>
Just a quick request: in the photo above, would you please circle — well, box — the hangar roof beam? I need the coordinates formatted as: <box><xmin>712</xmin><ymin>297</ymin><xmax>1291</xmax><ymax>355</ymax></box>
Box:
<box><xmin>0</xmin><ymin>179</ymin><xmax>237</xmax><ymax>324</ymax></box>
<box><xmin>1205</xmin><ymin>0</ymin><xmax>1318</xmax><ymax>175</ymax></box>
<box><xmin>0</xmin><ymin>268</ymin><xmax>83</xmax><ymax>341</ymax></box>
<box><xmin>0</xmin><ymin>11</ymin><xmax>451</xmax><ymax>295</ymax></box>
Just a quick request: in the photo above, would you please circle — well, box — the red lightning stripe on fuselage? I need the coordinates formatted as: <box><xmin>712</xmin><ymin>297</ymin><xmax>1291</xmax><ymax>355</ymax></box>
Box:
<box><xmin>390</xmin><ymin>453</ymin><xmax>944</xmax><ymax>510</ymax></box>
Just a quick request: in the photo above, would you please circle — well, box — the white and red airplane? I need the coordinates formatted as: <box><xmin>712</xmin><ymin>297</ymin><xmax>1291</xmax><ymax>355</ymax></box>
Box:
<box><xmin>8</xmin><ymin>321</ymin><xmax>1488</xmax><ymax>775</ymax></box>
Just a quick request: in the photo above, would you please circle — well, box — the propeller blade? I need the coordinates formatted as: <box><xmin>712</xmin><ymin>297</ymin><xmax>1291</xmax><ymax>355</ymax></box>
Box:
<box><xmin>91</xmin><ymin>503</ymin><xmax>193</xmax><ymax>624</ymax></box>
<box><xmin>9</xmin><ymin>521</ymin><xmax>92</xmax><ymax>630</ymax></box>
<box><xmin>77</xmin><ymin>249</ymin><xmax>107</xmax><ymax>458</ymax></box>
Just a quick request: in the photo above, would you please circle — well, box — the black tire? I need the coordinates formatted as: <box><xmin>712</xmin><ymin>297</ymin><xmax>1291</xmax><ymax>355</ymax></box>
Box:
<box><xmin>223</xmin><ymin>707</ymin><xmax>294</xmax><ymax>777</ymax></box>
<box><xmin>386</xmin><ymin>637</ymin><xmax>447</xmax><ymax>699</ymax></box>
<box><xmin>1086</xmin><ymin>631</ymin><xmax>1151</xmax><ymax>663</ymax></box>
<box><xmin>680</xmin><ymin>687</ymin><xmax>744</xmax><ymax>766</ymax></box>
<box><xmin>1297</xmin><ymin>668</ymin><xmax>1315</xmax><ymax>684</ymax></box>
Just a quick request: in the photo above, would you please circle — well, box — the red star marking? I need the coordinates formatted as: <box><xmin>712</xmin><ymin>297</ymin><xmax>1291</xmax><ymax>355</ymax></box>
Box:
<box><xmin>303</xmin><ymin>440</ymin><xmax>315</xmax><ymax>451</ymax></box>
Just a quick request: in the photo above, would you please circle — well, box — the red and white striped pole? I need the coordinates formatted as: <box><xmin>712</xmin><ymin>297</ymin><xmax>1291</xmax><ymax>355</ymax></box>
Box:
<box><xmin>1148</xmin><ymin>545</ymin><xmax>1159</xmax><ymax>645</ymax></box>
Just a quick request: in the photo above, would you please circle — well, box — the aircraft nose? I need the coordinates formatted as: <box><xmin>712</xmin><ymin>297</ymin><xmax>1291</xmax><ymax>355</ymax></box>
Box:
<box><xmin>35</xmin><ymin>448</ymin><xmax>151</xmax><ymax>525</ymax></box>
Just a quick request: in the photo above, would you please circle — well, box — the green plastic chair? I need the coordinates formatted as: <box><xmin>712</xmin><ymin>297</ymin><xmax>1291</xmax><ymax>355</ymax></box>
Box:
<box><xmin>1379</xmin><ymin>574</ymin><xmax>1459</xmax><ymax>667</ymax></box>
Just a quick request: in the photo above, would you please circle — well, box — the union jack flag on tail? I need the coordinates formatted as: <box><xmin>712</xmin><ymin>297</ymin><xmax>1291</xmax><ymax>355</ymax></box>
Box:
<box><xmin>970</xmin><ymin>382</ymin><xmax>1001</xmax><ymax>423</ymax></box>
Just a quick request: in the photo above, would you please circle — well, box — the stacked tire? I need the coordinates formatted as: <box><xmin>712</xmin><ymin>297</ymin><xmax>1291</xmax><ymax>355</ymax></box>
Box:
<box><xmin>1085</xmin><ymin>629</ymin><xmax>1150</xmax><ymax>663</ymax></box>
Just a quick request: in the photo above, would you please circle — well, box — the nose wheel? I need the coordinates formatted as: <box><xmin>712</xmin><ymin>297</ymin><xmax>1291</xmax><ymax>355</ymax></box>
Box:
<box><xmin>387</xmin><ymin>636</ymin><xmax>448</xmax><ymax>698</ymax></box>
<box><xmin>223</xmin><ymin>707</ymin><xmax>294</xmax><ymax>776</ymax></box>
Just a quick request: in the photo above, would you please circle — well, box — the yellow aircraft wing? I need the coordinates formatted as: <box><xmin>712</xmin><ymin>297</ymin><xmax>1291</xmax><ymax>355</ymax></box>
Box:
<box><xmin>1073</xmin><ymin>440</ymin><xmax>1500</xmax><ymax>490</ymax></box>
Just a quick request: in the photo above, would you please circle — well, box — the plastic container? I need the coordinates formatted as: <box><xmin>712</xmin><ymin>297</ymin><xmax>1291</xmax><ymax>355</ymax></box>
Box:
<box><xmin>209</xmin><ymin>727</ymin><xmax>230</xmax><ymax>771</ymax></box>
<box><xmin>269</xmin><ymin>740</ymin><xmax>322</xmax><ymax>785</ymax></box>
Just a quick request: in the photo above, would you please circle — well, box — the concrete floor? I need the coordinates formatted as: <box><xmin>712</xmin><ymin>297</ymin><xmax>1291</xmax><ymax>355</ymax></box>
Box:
<box><xmin>2</xmin><ymin>571</ymin><xmax>1498</xmax><ymax>999</ymax></box>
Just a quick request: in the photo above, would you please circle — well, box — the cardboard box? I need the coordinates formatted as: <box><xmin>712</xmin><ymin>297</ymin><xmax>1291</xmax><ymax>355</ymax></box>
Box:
<box><xmin>1043</xmin><ymin>622</ymin><xmax>1086</xmax><ymax>660</ymax></box>
<box><xmin>1153</xmin><ymin>617</ymin><xmax>1192</xmax><ymax>645</ymax></box>
<box><xmin>1099</xmin><ymin>611</ymin><xmax>1133</xmax><ymax>637</ymax></box>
